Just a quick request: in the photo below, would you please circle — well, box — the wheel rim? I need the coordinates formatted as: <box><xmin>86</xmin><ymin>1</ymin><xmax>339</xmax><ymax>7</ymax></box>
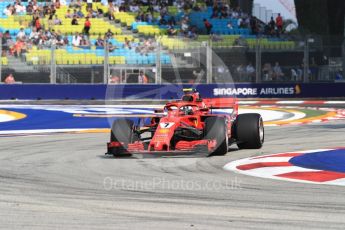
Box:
<box><xmin>259</xmin><ymin>118</ymin><xmax>264</xmax><ymax>143</ymax></box>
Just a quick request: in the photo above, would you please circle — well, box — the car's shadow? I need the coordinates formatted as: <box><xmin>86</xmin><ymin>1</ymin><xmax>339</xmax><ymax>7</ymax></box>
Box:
<box><xmin>97</xmin><ymin>147</ymin><xmax>239</xmax><ymax>160</ymax></box>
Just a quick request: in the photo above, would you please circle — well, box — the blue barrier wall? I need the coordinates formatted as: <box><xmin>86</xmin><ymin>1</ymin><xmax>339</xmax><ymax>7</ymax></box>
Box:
<box><xmin>0</xmin><ymin>83</ymin><xmax>344</xmax><ymax>100</ymax></box>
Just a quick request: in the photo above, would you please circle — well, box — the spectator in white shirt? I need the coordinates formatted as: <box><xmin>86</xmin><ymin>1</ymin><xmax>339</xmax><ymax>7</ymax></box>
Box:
<box><xmin>237</xmin><ymin>18</ymin><xmax>242</xmax><ymax>27</ymax></box>
<box><xmin>16</xmin><ymin>28</ymin><xmax>26</xmax><ymax>40</ymax></box>
<box><xmin>15</xmin><ymin>3</ymin><xmax>26</xmax><ymax>13</ymax></box>
<box><xmin>29</xmin><ymin>28</ymin><xmax>39</xmax><ymax>40</ymax></box>
<box><xmin>227</xmin><ymin>21</ymin><xmax>233</xmax><ymax>29</ymax></box>
<box><xmin>246</xmin><ymin>63</ymin><xmax>255</xmax><ymax>81</ymax></box>
<box><xmin>3</xmin><ymin>6</ymin><xmax>12</xmax><ymax>16</ymax></box>
<box><xmin>273</xmin><ymin>62</ymin><xmax>284</xmax><ymax>80</ymax></box>
<box><xmin>72</xmin><ymin>33</ymin><xmax>81</xmax><ymax>46</ymax></box>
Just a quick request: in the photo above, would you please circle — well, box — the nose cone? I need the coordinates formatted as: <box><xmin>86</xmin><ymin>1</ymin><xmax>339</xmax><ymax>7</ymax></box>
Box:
<box><xmin>150</xmin><ymin>121</ymin><xmax>176</xmax><ymax>151</ymax></box>
<box><xmin>152</xmin><ymin>142</ymin><xmax>168</xmax><ymax>151</ymax></box>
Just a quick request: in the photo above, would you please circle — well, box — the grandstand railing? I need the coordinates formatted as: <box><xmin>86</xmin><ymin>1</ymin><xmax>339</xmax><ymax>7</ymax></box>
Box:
<box><xmin>0</xmin><ymin>35</ymin><xmax>344</xmax><ymax>84</ymax></box>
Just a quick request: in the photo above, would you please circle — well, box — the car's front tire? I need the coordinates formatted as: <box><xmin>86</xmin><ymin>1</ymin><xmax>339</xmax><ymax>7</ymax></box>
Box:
<box><xmin>110</xmin><ymin>119</ymin><xmax>138</xmax><ymax>157</ymax></box>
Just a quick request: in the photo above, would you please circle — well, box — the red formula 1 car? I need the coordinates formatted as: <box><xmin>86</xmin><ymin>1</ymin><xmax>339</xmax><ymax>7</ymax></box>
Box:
<box><xmin>106</xmin><ymin>88</ymin><xmax>264</xmax><ymax>157</ymax></box>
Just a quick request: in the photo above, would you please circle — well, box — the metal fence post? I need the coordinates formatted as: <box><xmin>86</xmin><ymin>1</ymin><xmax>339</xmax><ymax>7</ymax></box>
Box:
<box><xmin>255</xmin><ymin>37</ymin><xmax>262</xmax><ymax>83</ymax></box>
<box><xmin>0</xmin><ymin>38</ymin><xmax>2</xmax><ymax>82</ymax></box>
<box><xmin>104</xmin><ymin>42</ymin><xmax>109</xmax><ymax>84</ymax></box>
<box><xmin>156</xmin><ymin>41</ymin><xmax>161</xmax><ymax>84</ymax></box>
<box><xmin>303</xmin><ymin>36</ymin><xmax>310</xmax><ymax>83</ymax></box>
<box><xmin>206</xmin><ymin>40</ymin><xmax>212</xmax><ymax>84</ymax></box>
<box><xmin>343</xmin><ymin>38</ymin><xmax>345</xmax><ymax>80</ymax></box>
<box><xmin>50</xmin><ymin>44</ymin><xmax>56</xmax><ymax>84</ymax></box>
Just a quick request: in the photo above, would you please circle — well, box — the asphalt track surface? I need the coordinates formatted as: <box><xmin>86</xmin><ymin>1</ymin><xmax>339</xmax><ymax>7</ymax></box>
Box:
<box><xmin>1</xmin><ymin>117</ymin><xmax>345</xmax><ymax>229</ymax></box>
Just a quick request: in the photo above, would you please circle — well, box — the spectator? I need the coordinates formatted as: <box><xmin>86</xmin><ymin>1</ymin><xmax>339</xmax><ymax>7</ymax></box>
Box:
<box><xmin>55</xmin><ymin>0</ymin><xmax>61</xmax><ymax>9</ymax></box>
<box><xmin>48</xmin><ymin>13</ymin><xmax>55</xmax><ymax>29</ymax></box>
<box><xmin>109</xmin><ymin>75</ymin><xmax>120</xmax><ymax>84</ymax></box>
<box><xmin>26</xmin><ymin>2</ymin><xmax>33</xmax><ymax>14</ymax></box>
<box><xmin>16</xmin><ymin>28</ymin><xmax>26</xmax><ymax>40</ymax></box>
<box><xmin>181</xmin><ymin>19</ymin><xmax>189</xmax><ymax>33</ymax></box>
<box><xmin>55</xmin><ymin>30</ymin><xmax>66</xmax><ymax>47</ymax></box>
<box><xmin>167</xmin><ymin>23</ymin><xmax>177</xmax><ymax>36</ymax></box>
<box><xmin>211</xmin><ymin>4</ymin><xmax>219</xmax><ymax>18</ymax></box>
<box><xmin>76</xmin><ymin>8</ymin><xmax>84</xmax><ymax>18</ymax></box>
<box><xmin>86</xmin><ymin>7</ymin><xmax>98</xmax><ymax>18</ymax></box>
<box><xmin>276</xmin><ymin>13</ymin><xmax>283</xmax><ymax>34</ymax></box>
<box><xmin>86</xmin><ymin>0</ymin><xmax>93</xmax><ymax>9</ymax></box>
<box><xmin>107</xmin><ymin>2</ymin><xmax>115</xmax><ymax>20</ymax></box>
<box><xmin>129</xmin><ymin>4</ymin><xmax>139</xmax><ymax>13</ymax></box>
<box><xmin>119</xmin><ymin>3</ymin><xmax>127</xmax><ymax>12</ymax></box>
<box><xmin>123</xmin><ymin>37</ymin><xmax>131</xmax><ymax>49</ymax></box>
<box><xmin>220</xmin><ymin>6</ymin><xmax>228</xmax><ymax>18</ymax></box>
<box><xmin>3</xmin><ymin>5</ymin><xmax>12</xmax><ymax>16</ymax></box>
<box><xmin>269</xmin><ymin>16</ymin><xmax>275</xmax><ymax>35</ymax></box>
<box><xmin>236</xmin><ymin>64</ymin><xmax>245</xmax><ymax>81</ymax></box>
<box><xmin>272</xmin><ymin>62</ymin><xmax>284</xmax><ymax>80</ymax></box>
<box><xmin>227</xmin><ymin>21</ymin><xmax>233</xmax><ymax>30</ymax></box>
<box><xmin>262</xmin><ymin>63</ymin><xmax>273</xmax><ymax>81</ymax></box>
<box><xmin>72</xmin><ymin>33</ymin><xmax>81</xmax><ymax>46</ymax></box>
<box><xmin>187</xmin><ymin>28</ymin><xmax>197</xmax><ymax>39</ymax></box>
<box><xmin>71</xmin><ymin>15</ymin><xmax>78</xmax><ymax>25</ymax></box>
<box><xmin>158</xmin><ymin>15</ymin><xmax>167</xmax><ymax>25</ymax></box>
<box><xmin>70</xmin><ymin>0</ymin><xmax>82</xmax><ymax>9</ymax></box>
<box><xmin>290</xmin><ymin>68</ymin><xmax>298</xmax><ymax>81</ymax></box>
<box><xmin>193</xmin><ymin>69</ymin><xmax>205</xmax><ymax>82</ymax></box>
<box><xmin>29</xmin><ymin>28</ymin><xmax>39</xmax><ymax>44</ymax></box>
<box><xmin>34</xmin><ymin>16</ymin><xmax>41</xmax><ymax>31</ymax></box>
<box><xmin>95</xmin><ymin>35</ymin><xmax>104</xmax><ymax>47</ymax></box>
<box><xmin>203</xmin><ymin>18</ymin><xmax>212</xmax><ymax>35</ymax></box>
<box><xmin>146</xmin><ymin>13</ymin><xmax>153</xmax><ymax>23</ymax></box>
<box><xmin>83</xmin><ymin>17</ymin><xmax>91</xmax><ymax>36</ymax></box>
<box><xmin>4</xmin><ymin>74</ymin><xmax>15</xmax><ymax>84</ymax></box>
<box><xmin>12</xmin><ymin>38</ymin><xmax>26</xmax><ymax>57</ymax></box>
<box><xmin>105</xmin><ymin>29</ymin><xmax>114</xmax><ymax>40</ymax></box>
<box><xmin>80</xmin><ymin>35</ymin><xmax>90</xmax><ymax>46</ymax></box>
<box><xmin>15</xmin><ymin>2</ymin><xmax>26</xmax><ymax>14</ymax></box>
<box><xmin>246</xmin><ymin>63</ymin><xmax>255</xmax><ymax>81</ymax></box>
<box><xmin>138</xmin><ymin>71</ymin><xmax>148</xmax><ymax>84</ymax></box>
<box><xmin>1</xmin><ymin>31</ymin><xmax>10</xmax><ymax>56</ymax></box>
<box><xmin>108</xmin><ymin>42</ymin><xmax>117</xmax><ymax>52</ymax></box>
<box><xmin>65</xmin><ymin>9</ymin><xmax>73</xmax><ymax>18</ymax></box>
<box><xmin>72</xmin><ymin>9</ymin><xmax>78</xmax><ymax>18</ymax></box>
<box><xmin>54</xmin><ymin>15</ymin><xmax>62</xmax><ymax>25</ymax></box>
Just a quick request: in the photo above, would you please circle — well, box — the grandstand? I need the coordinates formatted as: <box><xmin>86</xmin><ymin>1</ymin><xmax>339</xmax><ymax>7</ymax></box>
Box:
<box><xmin>0</xmin><ymin>0</ymin><xmax>301</xmax><ymax>83</ymax></box>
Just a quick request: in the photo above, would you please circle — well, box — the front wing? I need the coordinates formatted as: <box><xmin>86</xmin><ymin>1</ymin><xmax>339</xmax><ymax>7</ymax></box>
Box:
<box><xmin>106</xmin><ymin>139</ymin><xmax>217</xmax><ymax>156</ymax></box>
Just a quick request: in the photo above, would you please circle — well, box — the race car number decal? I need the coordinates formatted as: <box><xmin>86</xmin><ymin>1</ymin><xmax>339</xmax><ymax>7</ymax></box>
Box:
<box><xmin>159</xmin><ymin>122</ymin><xmax>175</xmax><ymax>129</ymax></box>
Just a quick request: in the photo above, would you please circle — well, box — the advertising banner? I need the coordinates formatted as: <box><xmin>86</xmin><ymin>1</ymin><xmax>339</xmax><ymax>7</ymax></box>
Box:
<box><xmin>0</xmin><ymin>83</ymin><xmax>344</xmax><ymax>100</ymax></box>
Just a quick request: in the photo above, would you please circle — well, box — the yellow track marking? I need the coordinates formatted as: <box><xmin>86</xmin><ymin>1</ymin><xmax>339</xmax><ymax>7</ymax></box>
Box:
<box><xmin>0</xmin><ymin>109</ymin><xmax>27</xmax><ymax>121</ymax></box>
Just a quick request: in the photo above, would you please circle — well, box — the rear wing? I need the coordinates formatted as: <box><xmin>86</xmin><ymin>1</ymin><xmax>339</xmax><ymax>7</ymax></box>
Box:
<box><xmin>203</xmin><ymin>98</ymin><xmax>238</xmax><ymax>116</ymax></box>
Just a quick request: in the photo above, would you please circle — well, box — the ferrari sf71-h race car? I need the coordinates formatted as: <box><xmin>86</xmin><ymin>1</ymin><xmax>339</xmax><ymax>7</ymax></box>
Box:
<box><xmin>106</xmin><ymin>89</ymin><xmax>264</xmax><ymax>157</ymax></box>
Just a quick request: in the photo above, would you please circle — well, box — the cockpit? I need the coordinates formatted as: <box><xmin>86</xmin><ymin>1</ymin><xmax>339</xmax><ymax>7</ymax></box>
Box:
<box><xmin>164</xmin><ymin>104</ymin><xmax>197</xmax><ymax>116</ymax></box>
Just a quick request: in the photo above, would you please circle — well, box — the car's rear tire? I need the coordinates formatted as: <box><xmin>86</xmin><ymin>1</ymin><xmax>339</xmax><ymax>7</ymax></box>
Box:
<box><xmin>110</xmin><ymin>119</ymin><xmax>138</xmax><ymax>157</ymax></box>
<box><xmin>204</xmin><ymin>117</ymin><xmax>228</xmax><ymax>156</ymax></box>
<box><xmin>236</xmin><ymin>113</ymin><xmax>264</xmax><ymax>149</ymax></box>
